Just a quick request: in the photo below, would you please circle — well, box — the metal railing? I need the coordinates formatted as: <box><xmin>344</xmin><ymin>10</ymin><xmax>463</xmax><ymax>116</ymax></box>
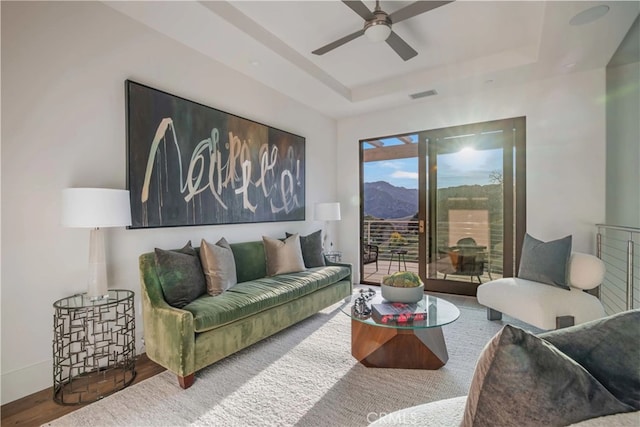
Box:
<box><xmin>363</xmin><ymin>220</ymin><xmax>420</xmax><ymax>261</ymax></box>
<box><xmin>596</xmin><ymin>224</ymin><xmax>639</xmax><ymax>314</ymax></box>
<box><xmin>363</xmin><ymin>219</ymin><xmax>504</xmax><ymax>274</ymax></box>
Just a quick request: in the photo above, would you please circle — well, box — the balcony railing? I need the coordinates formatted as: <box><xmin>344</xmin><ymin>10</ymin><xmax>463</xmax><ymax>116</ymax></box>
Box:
<box><xmin>363</xmin><ymin>219</ymin><xmax>420</xmax><ymax>262</ymax></box>
<box><xmin>596</xmin><ymin>224</ymin><xmax>639</xmax><ymax>314</ymax></box>
<box><xmin>362</xmin><ymin>219</ymin><xmax>504</xmax><ymax>283</ymax></box>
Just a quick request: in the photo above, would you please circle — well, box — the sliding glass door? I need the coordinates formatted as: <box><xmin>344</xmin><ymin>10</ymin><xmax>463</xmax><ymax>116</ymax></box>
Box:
<box><xmin>361</xmin><ymin>135</ymin><xmax>420</xmax><ymax>283</ymax></box>
<box><xmin>360</xmin><ymin>117</ymin><xmax>526</xmax><ymax>296</ymax></box>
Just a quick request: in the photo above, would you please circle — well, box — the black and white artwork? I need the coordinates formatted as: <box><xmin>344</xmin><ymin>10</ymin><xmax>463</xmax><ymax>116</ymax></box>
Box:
<box><xmin>126</xmin><ymin>80</ymin><xmax>305</xmax><ymax>229</ymax></box>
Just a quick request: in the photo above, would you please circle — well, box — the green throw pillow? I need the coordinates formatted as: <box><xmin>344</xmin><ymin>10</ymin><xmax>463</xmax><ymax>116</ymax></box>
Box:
<box><xmin>155</xmin><ymin>241</ymin><xmax>206</xmax><ymax>308</ymax></box>
<box><xmin>286</xmin><ymin>230</ymin><xmax>325</xmax><ymax>268</ymax></box>
<box><xmin>461</xmin><ymin>325</ymin><xmax>633</xmax><ymax>427</ymax></box>
<box><xmin>540</xmin><ymin>309</ymin><xmax>640</xmax><ymax>410</ymax></box>
<box><xmin>518</xmin><ymin>233</ymin><xmax>572</xmax><ymax>289</ymax></box>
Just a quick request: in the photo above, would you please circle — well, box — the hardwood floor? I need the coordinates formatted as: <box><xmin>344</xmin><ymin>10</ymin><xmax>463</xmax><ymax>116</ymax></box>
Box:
<box><xmin>1</xmin><ymin>353</ymin><xmax>165</xmax><ymax>427</ymax></box>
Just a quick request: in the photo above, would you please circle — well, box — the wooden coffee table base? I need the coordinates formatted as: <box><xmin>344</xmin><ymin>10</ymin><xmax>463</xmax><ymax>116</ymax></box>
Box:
<box><xmin>351</xmin><ymin>319</ymin><xmax>449</xmax><ymax>369</ymax></box>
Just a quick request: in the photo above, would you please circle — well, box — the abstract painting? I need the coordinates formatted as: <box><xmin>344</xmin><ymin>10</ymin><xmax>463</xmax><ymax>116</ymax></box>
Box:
<box><xmin>126</xmin><ymin>80</ymin><xmax>305</xmax><ymax>229</ymax></box>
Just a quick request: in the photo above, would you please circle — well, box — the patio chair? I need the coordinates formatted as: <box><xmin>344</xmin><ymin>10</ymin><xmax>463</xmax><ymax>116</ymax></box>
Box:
<box><xmin>442</xmin><ymin>237</ymin><xmax>487</xmax><ymax>283</ymax></box>
<box><xmin>363</xmin><ymin>243</ymin><xmax>379</xmax><ymax>271</ymax></box>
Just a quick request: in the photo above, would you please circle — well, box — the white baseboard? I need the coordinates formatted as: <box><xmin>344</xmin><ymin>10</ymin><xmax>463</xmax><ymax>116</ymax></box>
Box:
<box><xmin>1</xmin><ymin>359</ymin><xmax>51</xmax><ymax>405</ymax></box>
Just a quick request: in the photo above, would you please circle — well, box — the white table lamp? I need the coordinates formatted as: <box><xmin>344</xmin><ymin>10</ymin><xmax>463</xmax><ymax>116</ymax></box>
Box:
<box><xmin>62</xmin><ymin>188</ymin><xmax>131</xmax><ymax>300</ymax></box>
<box><xmin>314</xmin><ymin>202</ymin><xmax>341</xmax><ymax>250</ymax></box>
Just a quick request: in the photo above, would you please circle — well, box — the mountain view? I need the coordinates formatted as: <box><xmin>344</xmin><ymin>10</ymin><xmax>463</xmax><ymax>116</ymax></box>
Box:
<box><xmin>364</xmin><ymin>181</ymin><xmax>418</xmax><ymax>219</ymax></box>
<box><xmin>364</xmin><ymin>180</ymin><xmax>503</xmax><ymax>220</ymax></box>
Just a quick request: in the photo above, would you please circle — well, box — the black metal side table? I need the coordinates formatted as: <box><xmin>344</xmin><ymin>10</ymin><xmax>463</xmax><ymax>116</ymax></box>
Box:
<box><xmin>388</xmin><ymin>249</ymin><xmax>408</xmax><ymax>273</ymax></box>
<box><xmin>52</xmin><ymin>289</ymin><xmax>136</xmax><ymax>405</ymax></box>
<box><xmin>325</xmin><ymin>251</ymin><xmax>343</xmax><ymax>262</ymax></box>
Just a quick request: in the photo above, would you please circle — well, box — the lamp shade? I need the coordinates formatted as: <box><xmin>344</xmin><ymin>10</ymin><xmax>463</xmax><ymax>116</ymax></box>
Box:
<box><xmin>62</xmin><ymin>188</ymin><xmax>132</xmax><ymax>228</ymax></box>
<box><xmin>314</xmin><ymin>202</ymin><xmax>341</xmax><ymax>221</ymax></box>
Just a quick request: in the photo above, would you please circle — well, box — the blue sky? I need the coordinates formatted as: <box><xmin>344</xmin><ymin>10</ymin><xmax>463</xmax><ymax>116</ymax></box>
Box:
<box><xmin>364</xmin><ymin>146</ymin><xmax>503</xmax><ymax>189</ymax></box>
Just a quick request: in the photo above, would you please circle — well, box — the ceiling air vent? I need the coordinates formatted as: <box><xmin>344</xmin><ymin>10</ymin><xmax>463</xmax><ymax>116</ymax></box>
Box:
<box><xmin>409</xmin><ymin>89</ymin><xmax>438</xmax><ymax>100</ymax></box>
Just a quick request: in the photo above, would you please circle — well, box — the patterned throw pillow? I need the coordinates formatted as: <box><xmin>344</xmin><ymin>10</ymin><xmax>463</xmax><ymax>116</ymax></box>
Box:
<box><xmin>286</xmin><ymin>230</ymin><xmax>325</xmax><ymax>268</ymax></box>
<box><xmin>154</xmin><ymin>241</ymin><xmax>206</xmax><ymax>308</ymax></box>
<box><xmin>199</xmin><ymin>237</ymin><xmax>237</xmax><ymax>296</ymax></box>
<box><xmin>518</xmin><ymin>233</ymin><xmax>572</xmax><ymax>289</ymax></box>
<box><xmin>461</xmin><ymin>325</ymin><xmax>633</xmax><ymax>427</ymax></box>
<box><xmin>263</xmin><ymin>234</ymin><xmax>306</xmax><ymax>276</ymax></box>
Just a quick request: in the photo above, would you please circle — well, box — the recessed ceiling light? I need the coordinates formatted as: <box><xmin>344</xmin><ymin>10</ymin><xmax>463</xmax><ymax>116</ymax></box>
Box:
<box><xmin>570</xmin><ymin>5</ymin><xmax>610</xmax><ymax>26</ymax></box>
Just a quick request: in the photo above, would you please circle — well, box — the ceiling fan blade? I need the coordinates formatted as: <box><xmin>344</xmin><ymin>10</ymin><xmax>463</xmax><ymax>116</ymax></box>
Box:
<box><xmin>342</xmin><ymin>0</ymin><xmax>374</xmax><ymax>21</ymax></box>
<box><xmin>388</xmin><ymin>1</ymin><xmax>454</xmax><ymax>24</ymax></box>
<box><xmin>312</xmin><ymin>28</ymin><xmax>366</xmax><ymax>55</ymax></box>
<box><xmin>386</xmin><ymin>31</ymin><xmax>418</xmax><ymax>61</ymax></box>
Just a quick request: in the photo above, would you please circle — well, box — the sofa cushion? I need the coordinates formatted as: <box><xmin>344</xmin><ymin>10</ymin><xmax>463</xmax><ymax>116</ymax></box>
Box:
<box><xmin>286</xmin><ymin>230</ymin><xmax>325</xmax><ymax>268</ymax></box>
<box><xmin>199</xmin><ymin>237</ymin><xmax>237</xmax><ymax>296</ymax></box>
<box><xmin>370</xmin><ymin>397</ymin><xmax>639</xmax><ymax>427</ymax></box>
<box><xmin>154</xmin><ymin>241</ymin><xmax>206</xmax><ymax>308</ymax></box>
<box><xmin>461</xmin><ymin>325</ymin><xmax>633</xmax><ymax>427</ymax></box>
<box><xmin>369</xmin><ymin>396</ymin><xmax>466</xmax><ymax>426</ymax></box>
<box><xmin>263</xmin><ymin>234</ymin><xmax>306</xmax><ymax>276</ymax></box>
<box><xmin>476</xmin><ymin>277</ymin><xmax>605</xmax><ymax>330</ymax></box>
<box><xmin>540</xmin><ymin>309</ymin><xmax>640</xmax><ymax>410</ymax></box>
<box><xmin>183</xmin><ymin>266</ymin><xmax>350</xmax><ymax>332</ymax></box>
<box><xmin>518</xmin><ymin>233</ymin><xmax>572</xmax><ymax>289</ymax></box>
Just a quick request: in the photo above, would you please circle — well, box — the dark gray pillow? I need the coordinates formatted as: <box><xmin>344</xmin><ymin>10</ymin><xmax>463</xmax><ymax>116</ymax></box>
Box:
<box><xmin>286</xmin><ymin>230</ymin><xmax>325</xmax><ymax>268</ymax></box>
<box><xmin>461</xmin><ymin>325</ymin><xmax>633</xmax><ymax>427</ymax></box>
<box><xmin>155</xmin><ymin>241</ymin><xmax>206</xmax><ymax>308</ymax></box>
<box><xmin>518</xmin><ymin>233</ymin><xmax>572</xmax><ymax>289</ymax></box>
<box><xmin>199</xmin><ymin>237</ymin><xmax>237</xmax><ymax>296</ymax></box>
<box><xmin>540</xmin><ymin>309</ymin><xmax>640</xmax><ymax>410</ymax></box>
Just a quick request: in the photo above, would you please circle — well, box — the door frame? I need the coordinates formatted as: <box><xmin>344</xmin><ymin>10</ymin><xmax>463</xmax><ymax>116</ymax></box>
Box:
<box><xmin>359</xmin><ymin>117</ymin><xmax>526</xmax><ymax>296</ymax></box>
<box><xmin>420</xmin><ymin>117</ymin><xmax>526</xmax><ymax>295</ymax></box>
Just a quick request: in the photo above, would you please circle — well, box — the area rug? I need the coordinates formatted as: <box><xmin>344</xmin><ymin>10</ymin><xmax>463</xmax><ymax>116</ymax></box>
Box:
<box><xmin>46</xmin><ymin>300</ymin><xmax>534</xmax><ymax>427</ymax></box>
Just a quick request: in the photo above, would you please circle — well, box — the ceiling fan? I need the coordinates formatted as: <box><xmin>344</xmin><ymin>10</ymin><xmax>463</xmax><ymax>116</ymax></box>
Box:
<box><xmin>312</xmin><ymin>0</ymin><xmax>453</xmax><ymax>61</ymax></box>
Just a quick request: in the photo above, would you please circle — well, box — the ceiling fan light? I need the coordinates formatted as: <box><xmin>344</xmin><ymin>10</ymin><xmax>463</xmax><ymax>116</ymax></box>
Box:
<box><xmin>365</xmin><ymin>22</ymin><xmax>391</xmax><ymax>42</ymax></box>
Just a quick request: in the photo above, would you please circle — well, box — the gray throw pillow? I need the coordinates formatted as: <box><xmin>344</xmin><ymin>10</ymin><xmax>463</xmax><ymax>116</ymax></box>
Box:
<box><xmin>518</xmin><ymin>233</ymin><xmax>572</xmax><ymax>289</ymax></box>
<box><xmin>154</xmin><ymin>241</ymin><xmax>206</xmax><ymax>308</ymax></box>
<box><xmin>540</xmin><ymin>309</ymin><xmax>640</xmax><ymax>410</ymax></box>
<box><xmin>461</xmin><ymin>325</ymin><xmax>633</xmax><ymax>427</ymax></box>
<box><xmin>263</xmin><ymin>234</ymin><xmax>306</xmax><ymax>276</ymax></box>
<box><xmin>199</xmin><ymin>237</ymin><xmax>237</xmax><ymax>296</ymax></box>
<box><xmin>286</xmin><ymin>230</ymin><xmax>325</xmax><ymax>268</ymax></box>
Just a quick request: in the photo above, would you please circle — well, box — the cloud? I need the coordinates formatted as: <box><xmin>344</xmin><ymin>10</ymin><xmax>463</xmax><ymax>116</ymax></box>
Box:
<box><xmin>391</xmin><ymin>171</ymin><xmax>419</xmax><ymax>180</ymax></box>
<box><xmin>379</xmin><ymin>161</ymin><xmax>403</xmax><ymax>169</ymax></box>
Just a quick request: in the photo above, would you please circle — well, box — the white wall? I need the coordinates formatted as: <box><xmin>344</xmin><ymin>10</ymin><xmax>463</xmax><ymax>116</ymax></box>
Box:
<box><xmin>337</xmin><ymin>69</ymin><xmax>607</xmax><ymax>282</ymax></box>
<box><xmin>0</xmin><ymin>2</ymin><xmax>338</xmax><ymax>404</ymax></box>
<box><xmin>606</xmin><ymin>17</ymin><xmax>640</xmax><ymax>228</ymax></box>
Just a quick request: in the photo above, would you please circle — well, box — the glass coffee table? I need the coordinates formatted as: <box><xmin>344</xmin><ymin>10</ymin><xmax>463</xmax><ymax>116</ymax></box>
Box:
<box><xmin>340</xmin><ymin>289</ymin><xmax>460</xmax><ymax>369</ymax></box>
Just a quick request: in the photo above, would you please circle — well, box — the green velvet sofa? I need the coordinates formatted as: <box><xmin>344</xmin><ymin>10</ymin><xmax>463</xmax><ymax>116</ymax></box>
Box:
<box><xmin>139</xmin><ymin>240</ymin><xmax>352</xmax><ymax>389</ymax></box>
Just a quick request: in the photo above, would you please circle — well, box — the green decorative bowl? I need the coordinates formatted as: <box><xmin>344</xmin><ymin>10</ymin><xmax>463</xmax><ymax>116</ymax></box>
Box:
<box><xmin>381</xmin><ymin>283</ymin><xmax>425</xmax><ymax>303</ymax></box>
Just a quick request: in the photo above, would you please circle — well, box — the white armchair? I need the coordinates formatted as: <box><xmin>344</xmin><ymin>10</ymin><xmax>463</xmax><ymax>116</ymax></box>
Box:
<box><xmin>477</xmin><ymin>252</ymin><xmax>606</xmax><ymax>330</ymax></box>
